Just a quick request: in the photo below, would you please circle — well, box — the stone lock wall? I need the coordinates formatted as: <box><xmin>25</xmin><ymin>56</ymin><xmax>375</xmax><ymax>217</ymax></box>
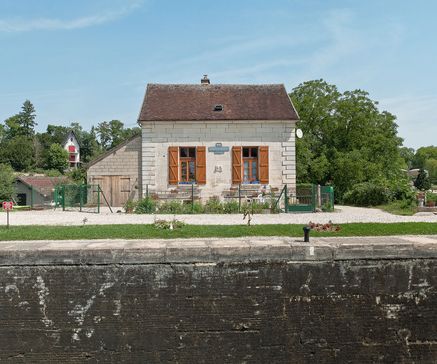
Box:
<box><xmin>141</xmin><ymin>120</ymin><xmax>296</xmax><ymax>199</ymax></box>
<box><xmin>0</xmin><ymin>236</ymin><xmax>436</xmax><ymax>363</ymax></box>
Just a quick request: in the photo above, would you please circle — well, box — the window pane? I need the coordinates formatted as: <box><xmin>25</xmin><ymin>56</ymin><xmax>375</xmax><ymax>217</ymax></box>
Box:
<box><xmin>252</xmin><ymin>160</ymin><xmax>257</xmax><ymax>180</ymax></box>
<box><xmin>243</xmin><ymin>148</ymin><xmax>249</xmax><ymax>157</ymax></box>
<box><xmin>189</xmin><ymin>147</ymin><xmax>196</xmax><ymax>158</ymax></box>
<box><xmin>189</xmin><ymin>161</ymin><xmax>196</xmax><ymax>181</ymax></box>
<box><xmin>181</xmin><ymin>161</ymin><xmax>187</xmax><ymax>181</ymax></box>
<box><xmin>251</xmin><ymin>147</ymin><xmax>258</xmax><ymax>158</ymax></box>
<box><xmin>180</xmin><ymin>148</ymin><xmax>188</xmax><ymax>158</ymax></box>
<box><xmin>243</xmin><ymin>161</ymin><xmax>249</xmax><ymax>182</ymax></box>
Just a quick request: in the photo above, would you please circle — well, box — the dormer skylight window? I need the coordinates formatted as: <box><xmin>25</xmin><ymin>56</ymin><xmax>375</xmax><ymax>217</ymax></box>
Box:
<box><xmin>213</xmin><ymin>104</ymin><xmax>223</xmax><ymax>112</ymax></box>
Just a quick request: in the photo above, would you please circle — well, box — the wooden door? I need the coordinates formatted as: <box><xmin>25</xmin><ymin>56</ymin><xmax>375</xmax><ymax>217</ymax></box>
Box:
<box><xmin>90</xmin><ymin>176</ymin><xmax>131</xmax><ymax>207</ymax></box>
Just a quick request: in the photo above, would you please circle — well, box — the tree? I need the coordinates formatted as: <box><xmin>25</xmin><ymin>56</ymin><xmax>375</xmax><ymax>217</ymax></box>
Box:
<box><xmin>45</xmin><ymin>144</ymin><xmax>68</xmax><ymax>173</ymax></box>
<box><xmin>95</xmin><ymin>120</ymin><xmax>140</xmax><ymax>150</ymax></box>
<box><xmin>289</xmin><ymin>79</ymin><xmax>405</xmax><ymax>200</ymax></box>
<box><xmin>18</xmin><ymin>100</ymin><xmax>37</xmax><ymax>137</ymax></box>
<box><xmin>399</xmin><ymin>147</ymin><xmax>415</xmax><ymax>169</ymax></box>
<box><xmin>0</xmin><ymin>136</ymin><xmax>34</xmax><ymax>171</ymax></box>
<box><xmin>413</xmin><ymin>146</ymin><xmax>437</xmax><ymax>169</ymax></box>
<box><xmin>424</xmin><ymin>159</ymin><xmax>437</xmax><ymax>183</ymax></box>
<box><xmin>414</xmin><ymin>168</ymin><xmax>431</xmax><ymax>191</ymax></box>
<box><xmin>0</xmin><ymin>164</ymin><xmax>15</xmax><ymax>201</ymax></box>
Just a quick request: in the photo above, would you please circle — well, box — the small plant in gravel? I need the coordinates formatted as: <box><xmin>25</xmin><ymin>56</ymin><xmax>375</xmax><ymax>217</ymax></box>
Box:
<box><xmin>308</xmin><ymin>221</ymin><xmax>341</xmax><ymax>232</ymax></box>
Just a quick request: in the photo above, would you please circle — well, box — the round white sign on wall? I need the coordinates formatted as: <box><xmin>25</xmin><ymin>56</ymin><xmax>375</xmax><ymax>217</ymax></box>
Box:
<box><xmin>296</xmin><ymin>128</ymin><xmax>303</xmax><ymax>139</ymax></box>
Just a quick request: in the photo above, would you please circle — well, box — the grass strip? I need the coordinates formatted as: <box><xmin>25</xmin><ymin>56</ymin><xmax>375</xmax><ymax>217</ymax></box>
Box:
<box><xmin>0</xmin><ymin>223</ymin><xmax>436</xmax><ymax>241</ymax></box>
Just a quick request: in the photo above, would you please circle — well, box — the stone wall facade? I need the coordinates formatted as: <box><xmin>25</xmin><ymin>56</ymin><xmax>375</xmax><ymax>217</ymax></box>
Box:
<box><xmin>141</xmin><ymin>120</ymin><xmax>296</xmax><ymax>199</ymax></box>
<box><xmin>87</xmin><ymin>136</ymin><xmax>142</xmax><ymax>201</ymax></box>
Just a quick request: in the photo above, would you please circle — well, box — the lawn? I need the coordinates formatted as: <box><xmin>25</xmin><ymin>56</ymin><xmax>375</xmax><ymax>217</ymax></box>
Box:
<box><xmin>377</xmin><ymin>201</ymin><xmax>418</xmax><ymax>216</ymax></box>
<box><xmin>0</xmin><ymin>223</ymin><xmax>436</xmax><ymax>240</ymax></box>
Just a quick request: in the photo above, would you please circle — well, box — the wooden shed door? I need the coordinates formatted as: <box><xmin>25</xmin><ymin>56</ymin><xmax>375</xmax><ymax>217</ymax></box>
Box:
<box><xmin>90</xmin><ymin>176</ymin><xmax>131</xmax><ymax>207</ymax></box>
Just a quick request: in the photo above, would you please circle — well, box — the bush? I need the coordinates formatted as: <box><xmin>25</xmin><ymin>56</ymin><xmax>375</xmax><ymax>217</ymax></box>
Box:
<box><xmin>124</xmin><ymin>199</ymin><xmax>137</xmax><ymax>213</ymax></box>
<box><xmin>223</xmin><ymin>200</ymin><xmax>240</xmax><ymax>213</ymax></box>
<box><xmin>158</xmin><ymin>200</ymin><xmax>185</xmax><ymax>214</ymax></box>
<box><xmin>414</xmin><ymin>168</ymin><xmax>432</xmax><ymax>191</ymax></box>
<box><xmin>0</xmin><ymin>164</ymin><xmax>15</xmax><ymax>201</ymax></box>
<box><xmin>204</xmin><ymin>197</ymin><xmax>224</xmax><ymax>213</ymax></box>
<box><xmin>426</xmin><ymin>192</ymin><xmax>437</xmax><ymax>203</ymax></box>
<box><xmin>343</xmin><ymin>182</ymin><xmax>391</xmax><ymax>206</ymax></box>
<box><xmin>134</xmin><ymin>197</ymin><xmax>156</xmax><ymax>214</ymax></box>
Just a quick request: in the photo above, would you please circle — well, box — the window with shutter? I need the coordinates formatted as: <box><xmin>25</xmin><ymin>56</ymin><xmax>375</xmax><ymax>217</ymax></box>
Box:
<box><xmin>232</xmin><ymin>146</ymin><xmax>242</xmax><ymax>184</ymax></box>
<box><xmin>259</xmin><ymin>146</ymin><xmax>269</xmax><ymax>184</ymax></box>
<box><xmin>196</xmin><ymin>146</ymin><xmax>206</xmax><ymax>184</ymax></box>
<box><xmin>168</xmin><ymin>147</ymin><xmax>179</xmax><ymax>185</ymax></box>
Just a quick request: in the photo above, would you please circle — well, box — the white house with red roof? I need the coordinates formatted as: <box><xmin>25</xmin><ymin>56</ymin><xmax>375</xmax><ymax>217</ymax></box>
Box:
<box><xmin>63</xmin><ymin>131</ymin><xmax>80</xmax><ymax>168</ymax></box>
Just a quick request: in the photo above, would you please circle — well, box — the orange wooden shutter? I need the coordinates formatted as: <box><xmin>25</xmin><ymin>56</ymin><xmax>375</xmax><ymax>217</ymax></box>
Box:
<box><xmin>259</xmin><ymin>146</ymin><xmax>269</xmax><ymax>184</ymax></box>
<box><xmin>168</xmin><ymin>147</ymin><xmax>178</xmax><ymax>185</ymax></box>
<box><xmin>196</xmin><ymin>146</ymin><xmax>206</xmax><ymax>184</ymax></box>
<box><xmin>232</xmin><ymin>146</ymin><xmax>242</xmax><ymax>184</ymax></box>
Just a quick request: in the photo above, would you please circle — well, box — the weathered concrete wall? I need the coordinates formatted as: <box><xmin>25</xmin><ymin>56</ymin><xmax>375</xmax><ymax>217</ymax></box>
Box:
<box><xmin>0</xmin><ymin>236</ymin><xmax>436</xmax><ymax>363</ymax></box>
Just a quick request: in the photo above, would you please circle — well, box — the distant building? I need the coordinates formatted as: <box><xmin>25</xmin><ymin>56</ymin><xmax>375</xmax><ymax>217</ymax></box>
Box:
<box><xmin>63</xmin><ymin>131</ymin><xmax>80</xmax><ymax>168</ymax></box>
<box><xmin>15</xmin><ymin>175</ymin><xmax>67</xmax><ymax>207</ymax></box>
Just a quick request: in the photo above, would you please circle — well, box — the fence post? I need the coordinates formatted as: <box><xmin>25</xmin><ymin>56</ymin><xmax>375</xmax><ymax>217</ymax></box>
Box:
<box><xmin>97</xmin><ymin>185</ymin><xmax>100</xmax><ymax>214</ymax></box>
<box><xmin>285</xmin><ymin>184</ymin><xmax>288</xmax><ymax>212</ymax></box>
<box><xmin>191</xmin><ymin>183</ymin><xmax>194</xmax><ymax>212</ymax></box>
<box><xmin>79</xmin><ymin>184</ymin><xmax>83</xmax><ymax>212</ymax></box>
<box><xmin>238</xmin><ymin>184</ymin><xmax>241</xmax><ymax>213</ymax></box>
<box><xmin>146</xmin><ymin>184</ymin><xmax>149</xmax><ymax>199</ymax></box>
<box><xmin>62</xmin><ymin>186</ymin><xmax>65</xmax><ymax>211</ymax></box>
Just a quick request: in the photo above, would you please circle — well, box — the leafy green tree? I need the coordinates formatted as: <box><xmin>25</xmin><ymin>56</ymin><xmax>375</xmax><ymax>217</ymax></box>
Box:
<box><xmin>0</xmin><ymin>136</ymin><xmax>35</xmax><ymax>171</ymax></box>
<box><xmin>290</xmin><ymin>79</ymin><xmax>404</xmax><ymax>200</ymax></box>
<box><xmin>45</xmin><ymin>143</ymin><xmax>68</xmax><ymax>173</ymax></box>
<box><xmin>0</xmin><ymin>164</ymin><xmax>15</xmax><ymax>201</ymax></box>
<box><xmin>413</xmin><ymin>146</ymin><xmax>437</xmax><ymax>169</ymax></box>
<box><xmin>95</xmin><ymin>120</ymin><xmax>140</xmax><ymax>150</ymax></box>
<box><xmin>424</xmin><ymin>159</ymin><xmax>437</xmax><ymax>183</ymax></box>
<box><xmin>414</xmin><ymin>168</ymin><xmax>431</xmax><ymax>191</ymax></box>
<box><xmin>399</xmin><ymin>147</ymin><xmax>415</xmax><ymax>169</ymax></box>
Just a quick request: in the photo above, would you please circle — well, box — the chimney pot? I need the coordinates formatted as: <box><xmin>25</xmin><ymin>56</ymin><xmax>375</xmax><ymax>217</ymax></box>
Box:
<box><xmin>201</xmin><ymin>75</ymin><xmax>210</xmax><ymax>85</ymax></box>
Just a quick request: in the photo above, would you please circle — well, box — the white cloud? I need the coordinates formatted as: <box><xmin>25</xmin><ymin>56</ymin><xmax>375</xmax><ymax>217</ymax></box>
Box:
<box><xmin>0</xmin><ymin>0</ymin><xmax>144</xmax><ymax>32</ymax></box>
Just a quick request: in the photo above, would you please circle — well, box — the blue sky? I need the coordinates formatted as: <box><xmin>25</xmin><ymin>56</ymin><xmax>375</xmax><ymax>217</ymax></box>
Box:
<box><xmin>0</xmin><ymin>0</ymin><xmax>436</xmax><ymax>149</ymax></box>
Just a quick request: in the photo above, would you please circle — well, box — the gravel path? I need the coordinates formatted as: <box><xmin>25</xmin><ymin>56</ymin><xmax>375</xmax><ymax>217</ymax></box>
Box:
<box><xmin>1</xmin><ymin>205</ymin><xmax>437</xmax><ymax>226</ymax></box>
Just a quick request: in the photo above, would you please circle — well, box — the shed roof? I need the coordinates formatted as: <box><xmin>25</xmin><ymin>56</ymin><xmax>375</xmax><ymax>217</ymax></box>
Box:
<box><xmin>16</xmin><ymin>176</ymin><xmax>68</xmax><ymax>196</ymax></box>
<box><xmin>138</xmin><ymin>84</ymin><xmax>299</xmax><ymax>122</ymax></box>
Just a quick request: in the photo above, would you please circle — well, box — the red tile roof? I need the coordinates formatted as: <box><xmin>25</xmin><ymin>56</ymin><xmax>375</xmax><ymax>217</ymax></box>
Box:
<box><xmin>138</xmin><ymin>84</ymin><xmax>299</xmax><ymax>122</ymax></box>
<box><xmin>17</xmin><ymin>176</ymin><xmax>68</xmax><ymax>196</ymax></box>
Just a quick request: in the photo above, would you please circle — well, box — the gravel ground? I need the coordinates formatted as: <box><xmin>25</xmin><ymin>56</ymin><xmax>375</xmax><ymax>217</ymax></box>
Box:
<box><xmin>1</xmin><ymin>205</ymin><xmax>437</xmax><ymax>226</ymax></box>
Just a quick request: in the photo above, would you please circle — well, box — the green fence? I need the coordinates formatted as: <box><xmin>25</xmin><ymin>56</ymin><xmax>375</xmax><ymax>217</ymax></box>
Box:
<box><xmin>275</xmin><ymin>184</ymin><xmax>334</xmax><ymax>213</ymax></box>
<box><xmin>54</xmin><ymin>184</ymin><xmax>101</xmax><ymax>213</ymax></box>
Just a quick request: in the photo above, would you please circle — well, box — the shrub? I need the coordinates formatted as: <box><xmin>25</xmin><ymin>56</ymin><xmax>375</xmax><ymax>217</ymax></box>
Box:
<box><xmin>241</xmin><ymin>201</ymin><xmax>270</xmax><ymax>214</ymax></box>
<box><xmin>153</xmin><ymin>219</ymin><xmax>185</xmax><ymax>230</ymax></box>
<box><xmin>343</xmin><ymin>182</ymin><xmax>391</xmax><ymax>206</ymax></box>
<box><xmin>223</xmin><ymin>200</ymin><xmax>240</xmax><ymax>213</ymax></box>
<box><xmin>134</xmin><ymin>197</ymin><xmax>156</xmax><ymax>214</ymax></box>
<box><xmin>123</xmin><ymin>199</ymin><xmax>137</xmax><ymax>213</ymax></box>
<box><xmin>0</xmin><ymin>164</ymin><xmax>15</xmax><ymax>201</ymax></box>
<box><xmin>158</xmin><ymin>200</ymin><xmax>185</xmax><ymax>214</ymax></box>
<box><xmin>414</xmin><ymin>168</ymin><xmax>432</xmax><ymax>191</ymax></box>
<box><xmin>426</xmin><ymin>192</ymin><xmax>437</xmax><ymax>203</ymax></box>
<box><xmin>204</xmin><ymin>197</ymin><xmax>224</xmax><ymax>213</ymax></box>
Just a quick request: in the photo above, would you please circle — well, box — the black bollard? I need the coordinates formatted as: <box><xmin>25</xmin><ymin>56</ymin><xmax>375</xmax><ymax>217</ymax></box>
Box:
<box><xmin>303</xmin><ymin>226</ymin><xmax>311</xmax><ymax>242</ymax></box>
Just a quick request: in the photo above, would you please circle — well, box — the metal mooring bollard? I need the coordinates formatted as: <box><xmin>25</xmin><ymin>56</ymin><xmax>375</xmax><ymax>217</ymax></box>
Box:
<box><xmin>303</xmin><ymin>226</ymin><xmax>311</xmax><ymax>242</ymax></box>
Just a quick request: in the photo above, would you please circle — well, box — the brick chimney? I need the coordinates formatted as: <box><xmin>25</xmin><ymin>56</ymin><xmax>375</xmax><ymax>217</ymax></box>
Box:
<box><xmin>201</xmin><ymin>75</ymin><xmax>210</xmax><ymax>85</ymax></box>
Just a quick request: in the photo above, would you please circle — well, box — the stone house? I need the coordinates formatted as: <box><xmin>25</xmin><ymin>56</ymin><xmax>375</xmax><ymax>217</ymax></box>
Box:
<box><xmin>87</xmin><ymin>77</ymin><xmax>298</xmax><ymax>206</ymax></box>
